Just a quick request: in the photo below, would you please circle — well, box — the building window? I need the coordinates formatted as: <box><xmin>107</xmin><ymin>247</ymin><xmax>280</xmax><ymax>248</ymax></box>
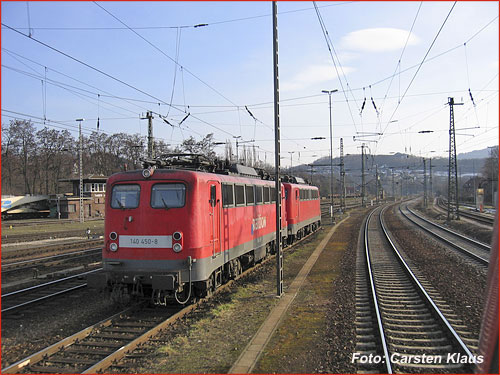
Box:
<box><xmin>68</xmin><ymin>204</ymin><xmax>76</xmax><ymax>213</ymax></box>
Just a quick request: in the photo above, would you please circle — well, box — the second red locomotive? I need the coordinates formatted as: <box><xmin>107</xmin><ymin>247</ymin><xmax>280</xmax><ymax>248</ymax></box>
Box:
<box><xmin>88</xmin><ymin>154</ymin><xmax>321</xmax><ymax>304</ymax></box>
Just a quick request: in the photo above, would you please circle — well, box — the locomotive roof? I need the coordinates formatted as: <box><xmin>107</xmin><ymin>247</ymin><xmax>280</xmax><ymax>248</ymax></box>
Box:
<box><xmin>109</xmin><ymin>153</ymin><xmax>315</xmax><ymax>187</ymax></box>
<box><xmin>108</xmin><ymin>168</ymin><xmax>319</xmax><ymax>190</ymax></box>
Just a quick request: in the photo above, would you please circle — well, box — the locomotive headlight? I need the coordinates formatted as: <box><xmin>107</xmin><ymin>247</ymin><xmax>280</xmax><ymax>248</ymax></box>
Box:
<box><xmin>173</xmin><ymin>231</ymin><xmax>182</xmax><ymax>241</ymax></box>
<box><xmin>109</xmin><ymin>232</ymin><xmax>118</xmax><ymax>240</ymax></box>
<box><xmin>110</xmin><ymin>242</ymin><xmax>118</xmax><ymax>252</ymax></box>
<box><xmin>173</xmin><ymin>243</ymin><xmax>182</xmax><ymax>252</ymax></box>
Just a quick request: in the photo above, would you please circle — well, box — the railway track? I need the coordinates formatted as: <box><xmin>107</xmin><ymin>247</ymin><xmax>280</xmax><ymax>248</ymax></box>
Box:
<box><xmin>2</xmin><ymin>224</ymin><xmax>325</xmax><ymax>373</ymax></box>
<box><xmin>1</xmin><ymin>269</ymin><xmax>100</xmax><ymax>314</ymax></box>
<box><xmin>436</xmin><ymin>199</ymin><xmax>494</xmax><ymax>226</ymax></box>
<box><xmin>1</xmin><ymin>218</ymin><xmax>101</xmax><ymax>228</ymax></box>
<box><xmin>354</xmin><ymin>205</ymin><xmax>479</xmax><ymax>373</ymax></box>
<box><xmin>2</xmin><ymin>239</ymin><xmax>103</xmax><ymax>261</ymax></box>
<box><xmin>2</xmin><ymin>304</ymin><xmax>193</xmax><ymax>374</ymax></box>
<box><xmin>400</xmin><ymin>204</ymin><xmax>490</xmax><ymax>267</ymax></box>
<box><xmin>2</xmin><ymin>248</ymin><xmax>102</xmax><ymax>274</ymax></box>
<box><xmin>1</xmin><ymin>231</ymin><xmax>104</xmax><ymax>245</ymax></box>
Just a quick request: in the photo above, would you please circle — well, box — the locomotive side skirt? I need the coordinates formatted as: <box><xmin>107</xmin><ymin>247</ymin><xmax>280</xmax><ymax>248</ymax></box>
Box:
<box><xmin>287</xmin><ymin>215</ymin><xmax>321</xmax><ymax>236</ymax></box>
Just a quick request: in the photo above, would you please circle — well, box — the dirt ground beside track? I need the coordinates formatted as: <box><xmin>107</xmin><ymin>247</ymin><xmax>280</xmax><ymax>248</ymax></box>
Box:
<box><xmin>108</xmin><ymin>210</ymin><xmax>364</xmax><ymax>373</ymax></box>
<box><xmin>253</xmin><ymin>210</ymin><xmax>364</xmax><ymax>373</ymax></box>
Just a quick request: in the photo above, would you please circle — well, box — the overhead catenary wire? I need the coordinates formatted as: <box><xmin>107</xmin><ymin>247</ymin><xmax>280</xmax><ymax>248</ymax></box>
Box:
<box><xmin>7</xmin><ymin>53</ymin><xmax>492</xmax><ymax>144</ymax></box>
<box><xmin>3</xmin><ymin>4</ymin><xmax>497</xmax><ymax>164</ymax></box>
<box><xmin>93</xmin><ymin>1</ymin><xmax>239</xmax><ymax>108</ymax></box>
<box><xmin>463</xmin><ymin>42</ymin><xmax>481</xmax><ymax>129</ymax></box>
<box><xmin>313</xmin><ymin>1</ymin><xmax>359</xmax><ymax>134</ymax></box>
<box><xmin>2</xmin><ymin>23</ymin><xmax>240</xmax><ymax>139</ymax></box>
<box><xmin>2</xmin><ymin>64</ymin><xmax>147</xmax><ymax>118</ymax></box>
<box><xmin>1</xmin><ymin>108</ymin><xmax>217</xmax><ymax>148</ymax></box>
<box><xmin>3</xmin><ymin>9</ymin><xmax>496</xmax><ymax>113</ymax></box>
<box><xmin>369</xmin><ymin>14</ymin><xmax>498</xmax><ymax>90</ymax></box>
<box><xmin>2</xmin><ymin>47</ymin><xmax>156</xmax><ymax>115</ymax></box>
<box><xmin>166</xmin><ymin>27</ymin><xmax>182</xmax><ymax>117</ymax></box>
<box><xmin>4</xmin><ymin>2</ymin><xmax>356</xmax><ymax>31</ymax></box>
<box><xmin>4</xmin><ymin>12</ymin><xmax>495</xmax><ymax>116</ymax></box>
<box><xmin>378</xmin><ymin>1</ymin><xmax>457</xmax><ymax>142</ymax></box>
<box><xmin>378</xmin><ymin>1</ymin><xmax>423</xmax><ymax>117</ymax></box>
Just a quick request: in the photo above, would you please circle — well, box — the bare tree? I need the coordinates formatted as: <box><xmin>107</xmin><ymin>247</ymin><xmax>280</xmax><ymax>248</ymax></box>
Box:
<box><xmin>7</xmin><ymin>120</ymin><xmax>37</xmax><ymax>194</ymax></box>
<box><xmin>1</xmin><ymin>121</ymin><xmax>20</xmax><ymax>195</ymax></box>
<box><xmin>180</xmin><ymin>133</ymin><xmax>216</xmax><ymax>159</ymax></box>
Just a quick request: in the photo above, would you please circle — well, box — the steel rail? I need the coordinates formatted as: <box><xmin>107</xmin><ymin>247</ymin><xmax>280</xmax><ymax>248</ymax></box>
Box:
<box><xmin>1</xmin><ymin>239</ymin><xmax>103</xmax><ymax>258</ymax></box>
<box><xmin>364</xmin><ymin>208</ymin><xmax>393</xmax><ymax>374</ymax></box>
<box><xmin>2</xmin><ymin>225</ymin><xmax>324</xmax><ymax>373</ymax></box>
<box><xmin>379</xmin><ymin>205</ymin><xmax>475</xmax><ymax>360</ymax></box>
<box><xmin>399</xmin><ymin>205</ymin><xmax>489</xmax><ymax>265</ymax></box>
<box><xmin>84</xmin><ymin>226</ymin><xmax>326</xmax><ymax>373</ymax></box>
<box><xmin>436</xmin><ymin>198</ymin><xmax>494</xmax><ymax>226</ymax></box>
<box><xmin>1</xmin><ymin>306</ymin><xmax>137</xmax><ymax>374</ymax></box>
<box><xmin>2</xmin><ymin>269</ymin><xmax>100</xmax><ymax>298</ymax></box>
<box><xmin>1</xmin><ymin>284</ymin><xmax>87</xmax><ymax>313</ymax></box>
<box><xmin>406</xmin><ymin>205</ymin><xmax>490</xmax><ymax>251</ymax></box>
<box><xmin>457</xmin><ymin>209</ymin><xmax>494</xmax><ymax>225</ymax></box>
<box><xmin>2</xmin><ymin>248</ymin><xmax>101</xmax><ymax>269</ymax></box>
<box><xmin>1</xmin><ymin>269</ymin><xmax>101</xmax><ymax>313</ymax></box>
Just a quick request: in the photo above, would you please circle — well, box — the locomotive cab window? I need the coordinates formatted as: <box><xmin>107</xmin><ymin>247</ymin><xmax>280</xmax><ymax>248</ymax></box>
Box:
<box><xmin>111</xmin><ymin>184</ymin><xmax>140</xmax><ymax>209</ymax></box>
<box><xmin>151</xmin><ymin>183</ymin><xmax>186</xmax><ymax>209</ymax></box>
<box><xmin>271</xmin><ymin>187</ymin><xmax>276</xmax><ymax>203</ymax></box>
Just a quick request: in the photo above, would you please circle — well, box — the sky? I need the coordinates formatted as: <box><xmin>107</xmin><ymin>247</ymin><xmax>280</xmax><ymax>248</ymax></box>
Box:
<box><xmin>2</xmin><ymin>1</ymin><xmax>499</xmax><ymax>168</ymax></box>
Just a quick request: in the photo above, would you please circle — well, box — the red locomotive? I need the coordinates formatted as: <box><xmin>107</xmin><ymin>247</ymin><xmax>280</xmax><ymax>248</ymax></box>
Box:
<box><xmin>88</xmin><ymin>154</ymin><xmax>321</xmax><ymax>304</ymax></box>
<box><xmin>283</xmin><ymin>178</ymin><xmax>321</xmax><ymax>243</ymax></box>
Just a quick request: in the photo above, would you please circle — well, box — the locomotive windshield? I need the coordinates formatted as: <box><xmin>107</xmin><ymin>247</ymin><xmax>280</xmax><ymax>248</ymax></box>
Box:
<box><xmin>151</xmin><ymin>183</ymin><xmax>186</xmax><ymax>209</ymax></box>
<box><xmin>111</xmin><ymin>184</ymin><xmax>140</xmax><ymax>209</ymax></box>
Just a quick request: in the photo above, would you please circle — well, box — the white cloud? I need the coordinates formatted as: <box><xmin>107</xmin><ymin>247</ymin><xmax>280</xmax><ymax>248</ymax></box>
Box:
<box><xmin>281</xmin><ymin>64</ymin><xmax>354</xmax><ymax>92</ymax></box>
<box><xmin>341</xmin><ymin>28</ymin><xmax>420</xmax><ymax>52</ymax></box>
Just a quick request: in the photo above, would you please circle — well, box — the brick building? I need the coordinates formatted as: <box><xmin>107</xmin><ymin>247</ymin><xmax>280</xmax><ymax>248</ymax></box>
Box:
<box><xmin>54</xmin><ymin>175</ymin><xmax>107</xmax><ymax>220</ymax></box>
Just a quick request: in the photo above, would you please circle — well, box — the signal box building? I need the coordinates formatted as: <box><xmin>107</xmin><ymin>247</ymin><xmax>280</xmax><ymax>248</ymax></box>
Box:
<box><xmin>55</xmin><ymin>175</ymin><xmax>107</xmax><ymax>220</ymax></box>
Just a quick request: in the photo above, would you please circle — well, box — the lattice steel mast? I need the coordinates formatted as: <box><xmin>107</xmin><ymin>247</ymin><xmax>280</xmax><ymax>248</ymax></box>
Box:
<box><xmin>340</xmin><ymin>138</ymin><xmax>346</xmax><ymax>212</ymax></box>
<box><xmin>447</xmin><ymin>97</ymin><xmax>462</xmax><ymax>220</ymax></box>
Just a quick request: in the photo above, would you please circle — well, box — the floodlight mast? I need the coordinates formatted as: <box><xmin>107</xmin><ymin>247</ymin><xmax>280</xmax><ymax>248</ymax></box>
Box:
<box><xmin>76</xmin><ymin>118</ymin><xmax>85</xmax><ymax>223</ymax></box>
<box><xmin>322</xmin><ymin>89</ymin><xmax>338</xmax><ymax>222</ymax></box>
